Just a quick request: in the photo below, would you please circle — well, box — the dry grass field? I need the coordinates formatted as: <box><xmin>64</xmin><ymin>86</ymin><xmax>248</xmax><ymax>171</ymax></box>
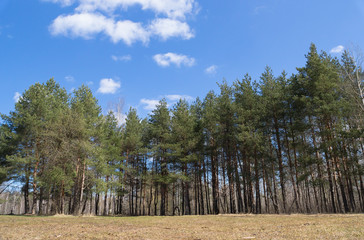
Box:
<box><xmin>0</xmin><ymin>214</ymin><xmax>363</xmax><ymax>239</ymax></box>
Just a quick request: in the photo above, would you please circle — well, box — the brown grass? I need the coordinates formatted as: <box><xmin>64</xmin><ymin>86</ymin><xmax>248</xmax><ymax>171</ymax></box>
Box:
<box><xmin>0</xmin><ymin>214</ymin><xmax>363</xmax><ymax>239</ymax></box>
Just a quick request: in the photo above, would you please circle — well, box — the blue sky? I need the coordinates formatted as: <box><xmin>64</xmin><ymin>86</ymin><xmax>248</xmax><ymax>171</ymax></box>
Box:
<box><xmin>1</xmin><ymin>0</ymin><xmax>364</xmax><ymax>122</ymax></box>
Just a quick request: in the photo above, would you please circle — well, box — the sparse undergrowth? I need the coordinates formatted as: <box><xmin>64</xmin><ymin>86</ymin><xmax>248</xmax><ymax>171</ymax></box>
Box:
<box><xmin>0</xmin><ymin>214</ymin><xmax>363</xmax><ymax>239</ymax></box>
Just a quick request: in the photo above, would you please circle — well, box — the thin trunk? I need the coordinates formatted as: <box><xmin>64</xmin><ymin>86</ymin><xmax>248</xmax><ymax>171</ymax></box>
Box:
<box><xmin>254</xmin><ymin>148</ymin><xmax>261</xmax><ymax>214</ymax></box>
<box><xmin>103</xmin><ymin>176</ymin><xmax>109</xmax><ymax>216</ymax></box>
<box><xmin>38</xmin><ymin>187</ymin><xmax>44</xmax><ymax>215</ymax></box>
<box><xmin>82</xmin><ymin>191</ymin><xmax>88</xmax><ymax>214</ymax></box>
<box><xmin>31</xmin><ymin>159</ymin><xmax>40</xmax><ymax>215</ymax></box>
<box><xmin>324</xmin><ymin>149</ymin><xmax>337</xmax><ymax>213</ymax></box>
<box><xmin>283</xmin><ymin>124</ymin><xmax>299</xmax><ymax>213</ymax></box>
<box><xmin>211</xmin><ymin>144</ymin><xmax>219</xmax><ymax>214</ymax></box>
<box><xmin>360</xmin><ymin>175</ymin><xmax>364</xmax><ymax>212</ymax></box>
<box><xmin>23</xmin><ymin>175</ymin><xmax>30</xmax><ymax>214</ymax></box>
<box><xmin>183</xmin><ymin>163</ymin><xmax>191</xmax><ymax>215</ymax></box>
<box><xmin>78</xmin><ymin>159</ymin><xmax>86</xmax><ymax>215</ymax></box>
<box><xmin>160</xmin><ymin>152</ymin><xmax>167</xmax><ymax>216</ymax></box>
<box><xmin>234</xmin><ymin>152</ymin><xmax>243</xmax><ymax>213</ymax></box>
<box><xmin>148</xmin><ymin>183</ymin><xmax>152</xmax><ymax>216</ymax></box>
<box><xmin>262</xmin><ymin>163</ymin><xmax>269</xmax><ymax>213</ymax></box>
<box><xmin>139</xmin><ymin>178</ymin><xmax>142</xmax><ymax>216</ymax></box>
<box><xmin>199</xmin><ymin>158</ymin><xmax>205</xmax><ymax>215</ymax></box>
<box><xmin>72</xmin><ymin>158</ymin><xmax>81</xmax><ymax>215</ymax></box>
<box><xmin>238</xmin><ymin>152</ymin><xmax>247</xmax><ymax>213</ymax></box>
<box><xmin>268</xmin><ymin>141</ymin><xmax>279</xmax><ymax>214</ymax></box>
<box><xmin>95</xmin><ymin>193</ymin><xmax>99</xmax><ymax>216</ymax></box>
<box><xmin>309</xmin><ymin>116</ymin><xmax>327</xmax><ymax>213</ymax></box>
<box><xmin>172</xmin><ymin>182</ymin><xmax>176</xmax><ymax>215</ymax></box>
<box><xmin>273</xmin><ymin>116</ymin><xmax>286</xmax><ymax>212</ymax></box>
<box><xmin>154</xmin><ymin>183</ymin><xmax>158</xmax><ymax>216</ymax></box>
<box><xmin>290</xmin><ymin>117</ymin><xmax>302</xmax><ymax>213</ymax></box>
<box><xmin>60</xmin><ymin>181</ymin><xmax>65</xmax><ymax>214</ymax></box>
<box><xmin>221</xmin><ymin>153</ymin><xmax>228</xmax><ymax>213</ymax></box>
<box><xmin>194</xmin><ymin>167</ymin><xmax>198</xmax><ymax>215</ymax></box>
<box><xmin>202</xmin><ymin>158</ymin><xmax>211</xmax><ymax>214</ymax></box>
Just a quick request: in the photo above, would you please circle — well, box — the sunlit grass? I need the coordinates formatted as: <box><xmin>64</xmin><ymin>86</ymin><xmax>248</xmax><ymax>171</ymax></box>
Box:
<box><xmin>0</xmin><ymin>214</ymin><xmax>363</xmax><ymax>239</ymax></box>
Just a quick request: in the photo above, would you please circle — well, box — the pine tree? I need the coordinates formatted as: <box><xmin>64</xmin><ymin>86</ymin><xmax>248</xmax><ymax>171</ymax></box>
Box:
<box><xmin>202</xmin><ymin>91</ymin><xmax>220</xmax><ymax>214</ymax></box>
<box><xmin>70</xmin><ymin>85</ymin><xmax>101</xmax><ymax>215</ymax></box>
<box><xmin>233</xmin><ymin>74</ymin><xmax>263</xmax><ymax>213</ymax></box>
<box><xmin>149</xmin><ymin>99</ymin><xmax>171</xmax><ymax>216</ymax></box>
<box><xmin>123</xmin><ymin>107</ymin><xmax>143</xmax><ymax>215</ymax></box>
<box><xmin>170</xmin><ymin>99</ymin><xmax>195</xmax><ymax>215</ymax></box>
<box><xmin>260</xmin><ymin>66</ymin><xmax>287</xmax><ymax>213</ymax></box>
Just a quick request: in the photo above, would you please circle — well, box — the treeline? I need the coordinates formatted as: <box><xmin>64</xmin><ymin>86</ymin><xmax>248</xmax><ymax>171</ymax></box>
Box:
<box><xmin>0</xmin><ymin>44</ymin><xmax>363</xmax><ymax>216</ymax></box>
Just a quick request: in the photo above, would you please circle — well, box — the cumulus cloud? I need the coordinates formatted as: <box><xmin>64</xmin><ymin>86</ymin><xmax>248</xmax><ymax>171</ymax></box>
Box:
<box><xmin>97</xmin><ymin>78</ymin><xmax>121</xmax><ymax>94</ymax></box>
<box><xmin>153</xmin><ymin>52</ymin><xmax>195</xmax><ymax>67</ymax></box>
<box><xmin>149</xmin><ymin>18</ymin><xmax>194</xmax><ymax>40</ymax></box>
<box><xmin>50</xmin><ymin>12</ymin><xmax>112</xmax><ymax>39</ymax></box>
<box><xmin>13</xmin><ymin>92</ymin><xmax>21</xmax><ymax>102</ymax></box>
<box><xmin>111</xmin><ymin>55</ymin><xmax>132</xmax><ymax>62</ymax></box>
<box><xmin>42</xmin><ymin>0</ymin><xmax>75</xmax><ymax>7</ymax></box>
<box><xmin>46</xmin><ymin>0</ymin><xmax>197</xmax><ymax>45</ymax></box>
<box><xmin>75</xmin><ymin>0</ymin><xmax>196</xmax><ymax>20</ymax></box>
<box><xmin>140</xmin><ymin>98</ymin><xmax>160</xmax><ymax>110</ymax></box>
<box><xmin>166</xmin><ymin>94</ymin><xmax>193</xmax><ymax>101</ymax></box>
<box><xmin>205</xmin><ymin>65</ymin><xmax>217</xmax><ymax>74</ymax></box>
<box><xmin>330</xmin><ymin>45</ymin><xmax>345</xmax><ymax>54</ymax></box>
<box><xmin>49</xmin><ymin>13</ymin><xmax>149</xmax><ymax>45</ymax></box>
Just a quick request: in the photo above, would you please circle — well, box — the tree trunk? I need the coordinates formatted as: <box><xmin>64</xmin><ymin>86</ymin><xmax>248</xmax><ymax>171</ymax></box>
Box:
<box><xmin>211</xmin><ymin>146</ymin><xmax>219</xmax><ymax>214</ymax></box>
<box><xmin>234</xmin><ymin>153</ymin><xmax>243</xmax><ymax>213</ymax></box>
<box><xmin>23</xmin><ymin>176</ymin><xmax>30</xmax><ymax>214</ymax></box>
<box><xmin>254</xmin><ymin>148</ymin><xmax>261</xmax><ymax>214</ymax></box>
<box><xmin>31</xmin><ymin>159</ymin><xmax>40</xmax><ymax>215</ymax></box>
<box><xmin>273</xmin><ymin>116</ymin><xmax>286</xmax><ymax>212</ymax></box>
<box><xmin>103</xmin><ymin>176</ymin><xmax>109</xmax><ymax>216</ymax></box>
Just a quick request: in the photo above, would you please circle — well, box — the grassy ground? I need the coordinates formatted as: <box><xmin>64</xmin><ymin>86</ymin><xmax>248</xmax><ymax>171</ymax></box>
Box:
<box><xmin>0</xmin><ymin>214</ymin><xmax>363</xmax><ymax>239</ymax></box>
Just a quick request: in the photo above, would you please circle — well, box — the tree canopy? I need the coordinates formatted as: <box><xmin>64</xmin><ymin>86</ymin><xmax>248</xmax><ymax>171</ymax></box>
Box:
<box><xmin>1</xmin><ymin>44</ymin><xmax>363</xmax><ymax>215</ymax></box>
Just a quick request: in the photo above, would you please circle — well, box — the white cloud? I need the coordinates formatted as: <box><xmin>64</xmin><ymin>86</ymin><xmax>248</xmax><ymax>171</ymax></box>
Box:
<box><xmin>65</xmin><ymin>75</ymin><xmax>75</xmax><ymax>82</ymax></box>
<box><xmin>330</xmin><ymin>45</ymin><xmax>345</xmax><ymax>54</ymax></box>
<box><xmin>166</xmin><ymin>94</ymin><xmax>193</xmax><ymax>101</ymax></box>
<box><xmin>140</xmin><ymin>98</ymin><xmax>160</xmax><ymax>110</ymax></box>
<box><xmin>140</xmin><ymin>94</ymin><xmax>193</xmax><ymax>111</ymax></box>
<box><xmin>97</xmin><ymin>78</ymin><xmax>121</xmax><ymax>94</ymax></box>
<box><xmin>153</xmin><ymin>52</ymin><xmax>195</xmax><ymax>67</ymax></box>
<box><xmin>49</xmin><ymin>13</ymin><xmax>149</xmax><ymax>45</ymax></box>
<box><xmin>111</xmin><ymin>110</ymin><xmax>127</xmax><ymax>126</ymax></box>
<box><xmin>87</xmin><ymin>81</ymin><xmax>94</xmax><ymax>85</ymax></box>
<box><xmin>42</xmin><ymin>0</ymin><xmax>75</xmax><ymax>7</ymax></box>
<box><xmin>50</xmin><ymin>12</ymin><xmax>111</xmax><ymax>39</ymax></box>
<box><xmin>111</xmin><ymin>54</ymin><xmax>132</xmax><ymax>62</ymax></box>
<box><xmin>149</xmin><ymin>18</ymin><xmax>194</xmax><ymax>40</ymax></box>
<box><xmin>76</xmin><ymin>0</ymin><xmax>196</xmax><ymax>20</ymax></box>
<box><xmin>13</xmin><ymin>92</ymin><xmax>21</xmax><ymax>102</ymax></box>
<box><xmin>46</xmin><ymin>0</ymin><xmax>197</xmax><ymax>45</ymax></box>
<box><xmin>205</xmin><ymin>65</ymin><xmax>217</xmax><ymax>74</ymax></box>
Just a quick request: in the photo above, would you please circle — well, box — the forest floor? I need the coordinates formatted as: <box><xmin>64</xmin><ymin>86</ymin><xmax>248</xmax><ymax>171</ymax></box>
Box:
<box><xmin>0</xmin><ymin>214</ymin><xmax>363</xmax><ymax>239</ymax></box>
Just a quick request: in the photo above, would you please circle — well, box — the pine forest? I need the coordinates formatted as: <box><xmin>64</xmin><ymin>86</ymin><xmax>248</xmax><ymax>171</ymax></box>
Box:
<box><xmin>1</xmin><ymin>44</ymin><xmax>364</xmax><ymax>216</ymax></box>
